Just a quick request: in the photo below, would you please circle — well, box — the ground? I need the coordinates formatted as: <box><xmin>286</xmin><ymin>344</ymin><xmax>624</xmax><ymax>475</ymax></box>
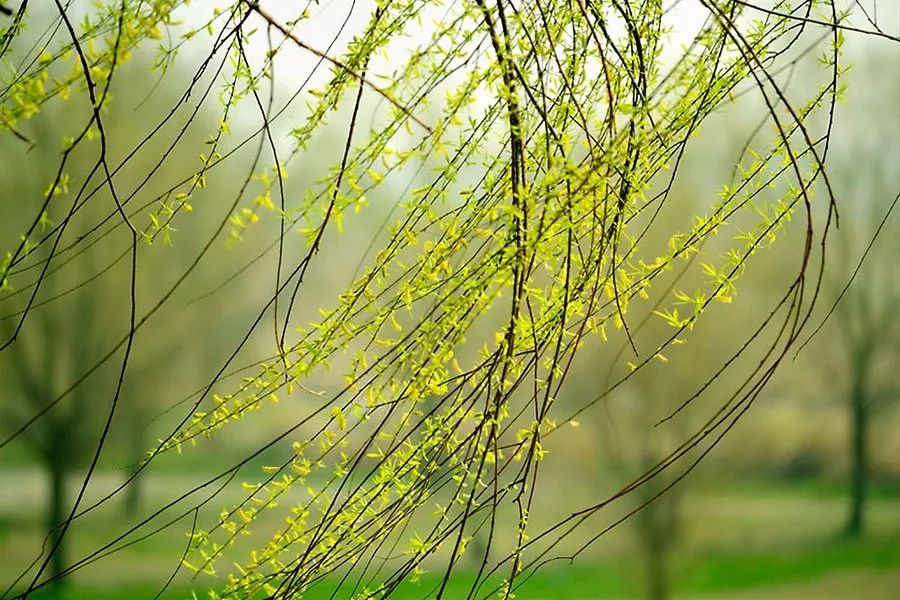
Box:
<box><xmin>2</xmin><ymin>470</ymin><xmax>898</xmax><ymax>599</ymax></box>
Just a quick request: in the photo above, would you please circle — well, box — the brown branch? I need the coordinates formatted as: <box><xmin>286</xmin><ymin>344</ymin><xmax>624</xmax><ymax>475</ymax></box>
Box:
<box><xmin>241</xmin><ymin>0</ymin><xmax>432</xmax><ymax>133</ymax></box>
<box><xmin>0</xmin><ymin>111</ymin><xmax>35</xmax><ymax>147</ymax></box>
<box><xmin>733</xmin><ymin>0</ymin><xmax>900</xmax><ymax>43</ymax></box>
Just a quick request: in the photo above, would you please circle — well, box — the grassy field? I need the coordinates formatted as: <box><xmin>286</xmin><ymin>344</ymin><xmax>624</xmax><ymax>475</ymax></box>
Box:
<box><xmin>3</xmin><ymin>472</ymin><xmax>899</xmax><ymax>599</ymax></box>
<box><xmin>19</xmin><ymin>542</ymin><xmax>900</xmax><ymax>600</ymax></box>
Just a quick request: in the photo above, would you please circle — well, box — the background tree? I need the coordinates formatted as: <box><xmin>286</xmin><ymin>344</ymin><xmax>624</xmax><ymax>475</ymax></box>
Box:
<box><xmin>594</xmin><ymin>376</ymin><xmax>688</xmax><ymax>600</ymax></box>
<box><xmin>0</xmin><ymin>29</ymin><xmax>235</xmax><ymax>586</ymax></box>
<box><xmin>0</xmin><ymin>249</ymin><xmax>102</xmax><ymax>586</ymax></box>
<box><xmin>833</xmin><ymin>209</ymin><xmax>900</xmax><ymax>537</ymax></box>
<box><xmin>804</xmin><ymin>50</ymin><xmax>900</xmax><ymax>537</ymax></box>
<box><xmin>829</xmin><ymin>172</ymin><xmax>899</xmax><ymax>539</ymax></box>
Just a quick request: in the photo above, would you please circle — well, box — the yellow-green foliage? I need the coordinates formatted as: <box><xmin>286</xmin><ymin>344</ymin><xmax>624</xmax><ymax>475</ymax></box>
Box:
<box><xmin>0</xmin><ymin>0</ymin><xmax>853</xmax><ymax>598</ymax></box>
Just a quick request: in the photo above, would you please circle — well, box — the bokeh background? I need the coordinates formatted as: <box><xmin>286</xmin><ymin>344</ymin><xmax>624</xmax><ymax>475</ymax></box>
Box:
<box><xmin>0</xmin><ymin>1</ymin><xmax>898</xmax><ymax>599</ymax></box>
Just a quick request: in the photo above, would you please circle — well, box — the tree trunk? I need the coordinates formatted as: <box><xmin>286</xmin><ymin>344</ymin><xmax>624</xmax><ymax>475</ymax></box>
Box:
<box><xmin>124</xmin><ymin>465</ymin><xmax>143</xmax><ymax>519</ymax></box>
<box><xmin>639</xmin><ymin>503</ymin><xmax>669</xmax><ymax>600</ymax></box>
<box><xmin>845</xmin><ymin>386</ymin><xmax>868</xmax><ymax>537</ymax></box>
<box><xmin>46</xmin><ymin>461</ymin><xmax>67</xmax><ymax>586</ymax></box>
<box><xmin>123</xmin><ymin>418</ymin><xmax>145</xmax><ymax>518</ymax></box>
<box><xmin>645</xmin><ymin>538</ymin><xmax>667</xmax><ymax>600</ymax></box>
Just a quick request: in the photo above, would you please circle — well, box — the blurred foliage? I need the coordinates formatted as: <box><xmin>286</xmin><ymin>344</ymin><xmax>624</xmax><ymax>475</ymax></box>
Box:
<box><xmin>0</xmin><ymin>1</ymin><xmax>898</xmax><ymax>599</ymax></box>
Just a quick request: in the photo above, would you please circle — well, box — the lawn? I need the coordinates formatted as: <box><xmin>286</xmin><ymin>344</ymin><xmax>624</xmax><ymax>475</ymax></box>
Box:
<box><xmin>4</xmin><ymin>475</ymin><xmax>899</xmax><ymax>599</ymax></box>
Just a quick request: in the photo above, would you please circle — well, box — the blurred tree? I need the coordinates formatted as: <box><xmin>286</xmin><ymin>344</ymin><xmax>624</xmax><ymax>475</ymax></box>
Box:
<box><xmin>0</xmin><ymin>232</ymin><xmax>111</xmax><ymax>586</ymax></box>
<box><xmin>0</xmin><ymin>36</ymin><xmax>226</xmax><ymax>587</ymax></box>
<box><xmin>0</xmin><ymin>88</ymin><xmax>110</xmax><ymax>581</ymax></box>
<box><xmin>815</xmin><ymin>54</ymin><xmax>900</xmax><ymax>536</ymax></box>
<box><xmin>830</xmin><ymin>199</ymin><xmax>899</xmax><ymax>537</ymax></box>
<box><xmin>597</xmin><ymin>382</ymin><xmax>685</xmax><ymax>600</ymax></box>
<box><xmin>0</xmin><ymin>139</ymin><xmax>151</xmax><ymax>586</ymax></box>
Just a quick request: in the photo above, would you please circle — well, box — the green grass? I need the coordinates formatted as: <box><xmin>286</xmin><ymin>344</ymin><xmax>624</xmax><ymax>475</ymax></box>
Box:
<box><xmin>6</xmin><ymin>477</ymin><xmax>899</xmax><ymax>599</ymax></box>
<box><xmin>23</xmin><ymin>584</ymin><xmax>169</xmax><ymax>600</ymax></box>
<box><xmin>715</xmin><ymin>478</ymin><xmax>900</xmax><ymax>502</ymax></box>
<box><xmin>17</xmin><ymin>534</ymin><xmax>900</xmax><ymax>599</ymax></box>
<box><xmin>674</xmin><ymin>534</ymin><xmax>900</xmax><ymax>595</ymax></box>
